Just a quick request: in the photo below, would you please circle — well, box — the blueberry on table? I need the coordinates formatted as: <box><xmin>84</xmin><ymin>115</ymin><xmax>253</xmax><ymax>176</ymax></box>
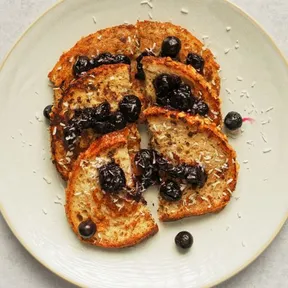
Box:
<box><xmin>175</xmin><ymin>231</ymin><xmax>193</xmax><ymax>249</ymax></box>
<box><xmin>224</xmin><ymin>111</ymin><xmax>243</xmax><ymax>130</ymax></box>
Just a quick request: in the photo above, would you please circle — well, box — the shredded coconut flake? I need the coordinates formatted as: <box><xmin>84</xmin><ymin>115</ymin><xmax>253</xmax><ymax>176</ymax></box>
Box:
<box><xmin>263</xmin><ymin>148</ymin><xmax>272</xmax><ymax>154</ymax></box>
<box><xmin>148</xmin><ymin>12</ymin><xmax>153</xmax><ymax>19</ymax></box>
<box><xmin>181</xmin><ymin>8</ymin><xmax>189</xmax><ymax>14</ymax></box>
<box><xmin>43</xmin><ymin>177</ymin><xmax>52</xmax><ymax>184</ymax></box>
<box><xmin>235</xmin><ymin>43</ymin><xmax>240</xmax><ymax>49</ymax></box>
<box><xmin>42</xmin><ymin>208</ymin><xmax>48</xmax><ymax>215</ymax></box>
<box><xmin>251</xmin><ymin>81</ymin><xmax>256</xmax><ymax>88</ymax></box>
<box><xmin>261</xmin><ymin>132</ymin><xmax>268</xmax><ymax>143</ymax></box>
<box><xmin>243</xmin><ymin>160</ymin><xmax>249</xmax><ymax>164</ymax></box>
<box><xmin>92</xmin><ymin>16</ymin><xmax>97</xmax><ymax>24</ymax></box>
<box><xmin>229</xmin><ymin>97</ymin><xmax>234</xmax><ymax>104</ymax></box>
<box><xmin>266</xmin><ymin>107</ymin><xmax>274</xmax><ymax>113</ymax></box>
<box><xmin>225</xmin><ymin>88</ymin><xmax>232</xmax><ymax>94</ymax></box>
<box><xmin>237</xmin><ymin>76</ymin><xmax>243</xmax><ymax>81</ymax></box>
<box><xmin>227</xmin><ymin>179</ymin><xmax>233</xmax><ymax>184</ymax></box>
<box><xmin>226</xmin><ymin>26</ymin><xmax>231</xmax><ymax>32</ymax></box>
<box><xmin>224</xmin><ymin>48</ymin><xmax>230</xmax><ymax>54</ymax></box>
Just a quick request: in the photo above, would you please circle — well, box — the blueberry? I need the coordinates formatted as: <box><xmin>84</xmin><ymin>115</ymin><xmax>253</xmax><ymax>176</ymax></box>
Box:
<box><xmin>114</xmin><ymin>54</ymin><xmax>131</xmax><ymax>65</ymax></box>
<box><xmin>137</xmin><ymin>169</ymin><xmax>160</xmax><ymax>192</ymax></box>
<box><xmin>153</xmin><ymin>74</ymin><xmax>181</xmax><ymax>96</ymax></box>
<box><xmin>167</xmin><ymin>164</ymin><xmax>189</xmax><ymax>179</ymax></box>
<box><xmin>194</xmin><ymin>100</ymin><xmax>209</xmax><ymax>116</ymax></box>
<box><xmin>186</xmin><ymin>53</ymin><xmax>205</xmax><ymax>74</ymax></box>
<box><xmin>186</xmin><ymin>165</ymin><xmax>207</xmax><ymax>188</ymax></box>
<box><xmin>98</xmin><ymin>162</ymin><xmax>126</xmax><ymax>193</ymax></box>
<box><xmin>43</xmin><ymin>105</ymin><xmax>53</xmax><ymax>120</ymax></box>
<box><xmin>135</xmin><ymin>51</ymin><xmax>156</xmax><ymax>80</ymax></box>
<box><xmin>170</xmin><ymin>84</ymin><xmax>193</xmax><ymax>111</ymax></box>
<box><xmin>93</xmin><ymin>53</ymin><xmax>115</xmax><ymax>67</ymax></box>
<box><xmin>92</xmin><ymin>102</ymin><xmax>111</xmax><ymax>121</ymax></box>
<box><xmin>78</xmin><ymin>219</ymin><xmax>97</xmax><ymax>239</ymax></box>
<box><xmin>135</xmin><ymin>149</ymin><xmax>154</xmax><ymax>170</ymax></box>
<box><xmin>109</xmin><ymin>111</ymin><xmax>127</xmax><ymax>131</ymax></box>
<box><xmin>93</xmin><ymin>53</ymin><xmax>130</xmax><ymax>68</ymax></box>
<box><xmin>161</xmin><ymin>36</ymin><xmax>182</xmax><ymax>58</ymax></box>
<box><xmin>73</xmin><ymin>56</ymin><xmax>92</xmax><ymax>77</ymax></box>
<box><xmin>92</xmin><ymin>121</ymin><xmax>115</xmax><ymax>134</ymax></box>
<box><xmin>175</xmin><ymin>231</ymin><xmax>193</xmax><ymax>249</ymax></box>
<box><xmin>224</xmin><ymin>111</ymin><xmax>243</xmax><ymax>131</ymax></box>
<box><xmin>160</xmin><ymin>180</ymin><xmax>182</xmax><ymax>201</ymax></box>
<box><xmin>155</xmin><ymin>154</ymin><xmax>169</xmax><ymax>171</ymax></box>
<box><xmin>119</xmin><ymin>95</ymin><xmax>142</xmax><ymax>123</ymax></box>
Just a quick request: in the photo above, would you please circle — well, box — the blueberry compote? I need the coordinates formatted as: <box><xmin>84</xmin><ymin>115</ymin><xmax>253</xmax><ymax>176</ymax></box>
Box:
<box><xmin>73</xmin><ymin>53</ymin><xmax>131</xmax><ymax>77</ymax></box>
<box><xmin>134</xmin><ymin>149</ymin><xmax>207</xmax><ymax>199</ymax></box>
<box><xmin>153</xmin><ymin>73</ymin><xmax>209</xmax><ymax>116</ymax></box>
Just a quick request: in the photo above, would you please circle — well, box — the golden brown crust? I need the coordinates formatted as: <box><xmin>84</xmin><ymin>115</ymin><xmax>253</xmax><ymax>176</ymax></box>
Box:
<box><xmin>136</xmin><ymin>21</ymin><xmax>220</xmax><ymax>96</ymax></box>
<box><xmin>65</xmin><ymin>130</ymin><xmax>158</xmax><ymax>248</ymax></box>
<box><xmin>142</xmin><ymin>56</ymin><xmax>222</xmax><ymax>125</ymax></box>
<box><xmin>144</xmin><ymin>107</ymin><xmax>238</xmax><ymax>221</ymax></box>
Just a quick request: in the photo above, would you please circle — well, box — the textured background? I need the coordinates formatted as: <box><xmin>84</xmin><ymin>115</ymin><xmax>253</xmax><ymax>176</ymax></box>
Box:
<box><xmin>0</xmin><ymin>0</ymin><xmax>287</xmax><ymax>287</ymax></box>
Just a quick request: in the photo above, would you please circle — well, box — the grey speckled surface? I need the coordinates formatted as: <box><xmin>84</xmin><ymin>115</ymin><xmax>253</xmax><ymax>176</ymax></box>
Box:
<box><xmin>0</xmin><ymin>0</ymin><xmax>287</xmax><ymax>287</ymax></box>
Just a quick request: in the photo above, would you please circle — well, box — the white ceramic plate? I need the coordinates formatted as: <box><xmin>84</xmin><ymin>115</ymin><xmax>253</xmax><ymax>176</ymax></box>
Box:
<box><xmin>0</xmin><ymin>0</ymin><xmax>287</xmax><ymax>287</ymax></box>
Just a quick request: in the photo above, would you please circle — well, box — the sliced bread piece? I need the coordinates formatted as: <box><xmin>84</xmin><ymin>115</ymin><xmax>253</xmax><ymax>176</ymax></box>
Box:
<box><xmin>51</xmin><ymin>64</ymin><xmax>142</xmax><ymax>180</ymax></box>
<box><xmin>144</xmin><ymin>107</ymin><xmax>238</xmax><ymax>221</ymax></box>
<box><xmin>65</xmin><ymin>129</ymin><xmax>158</xmax><ymax>248</ymax></box>
<box><xmin>142</xmin><ymin>57</ymin><xmax>222</xmax><ymax>125</ymax></box>
<box><xmin>136</xmin><ymin>21</ymin><xmax>220</xmax><ymax>95</ymax></box>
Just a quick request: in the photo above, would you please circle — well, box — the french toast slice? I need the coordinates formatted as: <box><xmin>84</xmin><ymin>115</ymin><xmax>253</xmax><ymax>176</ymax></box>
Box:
<box><xmin>51</xmin><ymin>64</ymin><xmax>141</xmax><ymax>180</ymax></box>
<box><xmin>144</xmin><ymin>107</ymin><xmax>238</xmax><ymax>221</ymax></box>
<box><xmin>49</xmin><ymin>24</ymin><xmax>139</xmax><ymax>90</ymax></box>
<box><xmin>136</xmin><ymin>21</ymin><xmax>220</xmax><ymax>95</ymax></box>
<box><xmin>142</xmin><ymin>57</ymin><xmax>222</xmax><ymax>126</ymax></box>
<box><xmin>65</xmin><ymin>129</ymin><xmax>158</xmax><ymax>248</ymax></box>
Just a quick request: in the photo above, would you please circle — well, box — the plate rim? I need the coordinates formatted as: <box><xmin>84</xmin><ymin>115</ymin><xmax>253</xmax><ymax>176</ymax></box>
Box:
<box><xmin>0</xmin><ymin>0</ymin><xmax>287</xmax><ymax>287</ymax></box>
